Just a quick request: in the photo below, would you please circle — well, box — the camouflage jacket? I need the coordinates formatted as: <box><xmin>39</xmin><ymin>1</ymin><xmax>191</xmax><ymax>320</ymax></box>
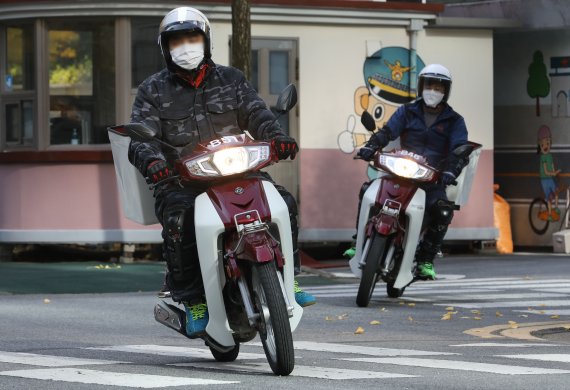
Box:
<box><xmin>128</xmin><ymin>61</ymin><xmax>284</xmax><ymax>176</ymax></box>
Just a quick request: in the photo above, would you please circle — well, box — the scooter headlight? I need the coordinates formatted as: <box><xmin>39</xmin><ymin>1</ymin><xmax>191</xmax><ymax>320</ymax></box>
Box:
<box><xmin>379</xmin><ymin>155</ymin><xmax>434</xmax><ymax>181</ymax></box>
<box><xmin>185</xmin><ymin>145</ymin><xmax>271</xmax><ymax>177</ymax></box>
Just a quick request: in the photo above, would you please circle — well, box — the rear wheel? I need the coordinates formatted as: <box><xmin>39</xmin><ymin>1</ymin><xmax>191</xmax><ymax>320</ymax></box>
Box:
<box><xmin>356</xmin><ymin>233</ymin><xmax>388</xmax><ymax>307</ymax></box>
<box><xmin>529</xmin><ymin>197</ymin><xmax>549</xmax><ymax>235</ymax></box>
<box><xmin>386</xmin><ymin>283</ymin><xmax>405</xmax><ymax>298</ymax></box>
<box><xmin>209</xmin><ymin>344</ymin><xmax>240</xmax><ymax>362</ymax></box>
<box><xmin>252</xmin><ymin>262</ymin><xmax>294</xmax><ymax>376</ymax></box>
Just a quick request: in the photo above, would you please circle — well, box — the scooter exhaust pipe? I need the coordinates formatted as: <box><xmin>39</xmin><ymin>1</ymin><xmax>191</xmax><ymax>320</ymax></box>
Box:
<box><xmin>154</xmin><ymin>301</ymin><xmax>186</xmax><ymax>335</ymax></box>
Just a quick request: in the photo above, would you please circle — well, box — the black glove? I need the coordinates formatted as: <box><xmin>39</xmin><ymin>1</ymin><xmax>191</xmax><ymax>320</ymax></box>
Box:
<box><xmin>439</xmin><ymin>171</ymin><xmax>457</xmax><ymax>186</ymax></box>
<box><xmin>272</xmin><ymin>135</ymin><xmax>299</xmax><ymax>160</ymax></box>
<box><xmin>147</xmin><ymin>160</ymin><xmax>172</xmax><ymax>183</ymax></box>
<box><xmin>357</xmin><ymin>130</ymin><xmax>390</xmax><ymax>161</ymax></box>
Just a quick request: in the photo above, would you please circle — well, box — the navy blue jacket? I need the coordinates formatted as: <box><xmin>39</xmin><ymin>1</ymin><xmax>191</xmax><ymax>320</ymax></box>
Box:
<box><xmin>383</xmin><ymin>99</ymin><xmax>468</xmax><ymax>172</ymax></box>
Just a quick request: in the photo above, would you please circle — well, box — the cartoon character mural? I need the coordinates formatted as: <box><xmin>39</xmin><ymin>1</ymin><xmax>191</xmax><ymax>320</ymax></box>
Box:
<box><xmin>337</xmin><ymin>46</ymin><xmax>425</xmax><ymax>179</ymax></box>
<box><xmin>537</xmin><ymin>125</ymin><xmax>561</xmax><ymax>221</ymax></box>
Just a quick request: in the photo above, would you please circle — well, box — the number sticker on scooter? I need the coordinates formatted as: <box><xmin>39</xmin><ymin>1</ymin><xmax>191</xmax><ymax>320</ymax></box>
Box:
<box><xmin>208</xmin><ymin>136</ymin><xmax>240</xmax><ymax>148</ymax></box>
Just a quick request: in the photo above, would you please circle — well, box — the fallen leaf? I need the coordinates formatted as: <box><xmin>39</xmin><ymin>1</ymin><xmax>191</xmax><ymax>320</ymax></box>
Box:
<box><xmin>399</xmin><ymin>301</ymin><xmax>406</xmax><ymax>305</ymax></box>
<box><xmin>508</xmin><ymin>321</ymin><xmax>518</xmax><ymax>329</ymax></box>
<box><xmin>441</xmin><ymin>313</ymin><xmax>453</xmax><ymax>320</ymax></box>
<box><xmin>470</xmin><ymin>310</ymin><xmax>481</xmax><ymax>314</ymax></box>
<box><xmin>551</xmin><ymin>315</ymin><xmax>560</xmax><ymax>319</ymax></box>
<box><xmin>380</xmin><ymin>307</ymin><xmax>387</xmax><ymax>312</ymax></box>
<box><xmin>325</xmin><ymin>316</ymin><xmax>334</xmax><ymax>321</ymax></box>
<box><xmin>408</xmin><ymin>316</ymin><xmax>413</xmax><ymax>322</ymax></box>
<box><xmin>43</xmin><ymin>299</ymin><xmax>51</xmax><ymax>304</ymax></box>
<box><xmin>495</xmin><ymin>311</ymin><xmax>503</xmax><ymax>317</ymax></box>
<box><xmin>354</xmin><ymin>326</ymin><xmax>365</xmax><ymax>334</ymax></box>
<box><xmin>539</xmin><ymin>304</ymin><xmax>547</xmax><ymax>307</ymax></box>
<box><xmin>524</xmin><ymin>276</ymin><xmax>532</xmax><ymax>280</ymax></box>
<box><xmin>445</xmin><ymin>306</ymin><xmax>455</xmax><ymax>311</ymax></box>
<box><xmin>518</xmin><ymin>314</ymin><xmax>529</xmax><ymax>318</ymax></box>
<box><xmin>473</xmin><ymin>317</ymin><xmax>482</xmax><ymax>320</ymax></box>
<box><xmin>527</xmin><ymin>307</ymin><xmax>534</xmax><ymax>311</ymax></box>
<box><xmin>337</xmin><ymin>313</ymin><xmax>349</xmax><ymax>320</ymax></box>
<box><xmin>460</xmin><ymin>316</ymin><xmax>471</xmax><ymax>319</ymax></box>
<box><xmin>370</xmin><ymin>320</ymin><xmax>382</xmax><ymax>325</ymax></box>
<box><xmin>539</xmin><ymin>311</ymin><xmax>546</xmax><ymax>314</ymax></box>
<box><xmin>408</xmin><ymin>303</ymin><xmax>416</xmax><ymax>307</ymax></box>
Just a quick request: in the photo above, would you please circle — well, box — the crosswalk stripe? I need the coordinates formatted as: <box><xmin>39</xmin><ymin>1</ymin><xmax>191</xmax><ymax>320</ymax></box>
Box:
<box><xmin>336</xmin><ymin>357</ymin><xmax>570</xmax><ymax>375</ymax></box>
<box><xmin>86</xmin><ymin>345</ymin><xmax>265</xmax><ymax>360</ymax></box>
<box><xmin>0</xmin><ymin>351</ymin><xmax>125</xmax><ymax>367</ymax></box>
<box><xmin>514</xmin><ymin>309</ymin><xmax>570</xmax><ymax>315</ymax></box>
<box><xmin>450</xmin><ymin>343</ymin><xmax>559</xmax><ymax>347</ymax></box>
<box><xmin>499</xmin><ymin>354</ymin><xmax>570</xmax><ymax>363</ymax></box>
<box><xmin>173</xmin><ymin>362</ymin><xmax>416</xmax><ymax>379</ymax></box>
<box><xmin>0</xmin><ymin>368</ymin><xmax>238</xmax><ymax>387</ymax></box>
<box><xmin>435</xmin><ymin>300</ymin><xmax>570</xmax><ymax>309</ymax></box>
<box><xmin>429</xmin><ymin>293</ymin><xmax>568</xmax><ymax>301</ymax></box>
<box><xmin>289</xmin><ymin>341</ymin><xmax>456</xmax><ymax>356</ymax></box>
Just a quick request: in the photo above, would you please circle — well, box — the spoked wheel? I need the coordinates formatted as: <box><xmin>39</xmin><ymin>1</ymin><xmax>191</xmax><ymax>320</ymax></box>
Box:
<box><xmin>386</xmin><ymin>283</ymin><xmax>405</xmax><ymax>298</ymax></box>
<box><xmin>209</xmin><ymin>344</ymin><xmax>240</xmax><ymax>362</ymax></box>
<box><xmin>252</xmin><ymin>262</ymin><xmax>294</xmax><ymax>376</ymax></box>
<box><xmin>529</xmin><ymin>198</ymin><xmax>549</xmax><ymax>235</ymax></box>
<box><xmin>356</xmin><ymin>233</ymin><xmax>388</xmax><ymax>307</ymax></box>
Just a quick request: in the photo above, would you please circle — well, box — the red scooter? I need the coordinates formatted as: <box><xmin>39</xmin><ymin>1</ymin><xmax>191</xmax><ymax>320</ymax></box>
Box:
<box><xmin>109</xmin><ymin>85</ymin><xmax>303</xmax><ymax>376</ymax></box>
<box><xmin>350</xmin><ymin>111</ymin><xmax>481</xmax><ymax>307</ymax></box>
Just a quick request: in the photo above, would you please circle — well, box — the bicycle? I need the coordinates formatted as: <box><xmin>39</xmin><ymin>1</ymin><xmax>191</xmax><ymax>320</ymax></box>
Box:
<box><xmin>528</xmin><ymin>184</ymin><xmax>568</xmax><ymax>235</ymax></box>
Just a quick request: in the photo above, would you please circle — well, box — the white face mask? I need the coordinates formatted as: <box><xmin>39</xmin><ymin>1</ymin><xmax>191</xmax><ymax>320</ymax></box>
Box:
<box><xmin>422</xmin><ymin>89</ymin><xmax>444</xmax><ymax>108</ymax></box>
<box><xmin>170</xmin><ymin>43</ymin><xmax>204</xmax><ymax>70</ymax></box>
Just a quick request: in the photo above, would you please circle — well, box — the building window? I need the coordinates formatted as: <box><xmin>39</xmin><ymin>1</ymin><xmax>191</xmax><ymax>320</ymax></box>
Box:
<box><xmin>6</xmin><ymin>25</ymin><xmax>35</xmax><ymax>91</ymax></box>
<box><xmin>132</xmin><ymin>17</ymin><xmax>163</xmax><ymax>89</ymax></box>
<box><xmin>48</xmin><ymin>19</ymin><xmax>115</xmax><ymax>146</ymax></box>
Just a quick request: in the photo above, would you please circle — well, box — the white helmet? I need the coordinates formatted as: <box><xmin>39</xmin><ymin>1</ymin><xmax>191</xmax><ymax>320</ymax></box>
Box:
<box><xmin>418</xmin><ymin>64</ymin><xmax>452</xmax><ymax>103</ymax></box>
<box><xmin>158</xmin><ymin>7</ymin><xmax>213</xmax><ymax>71</ymax></box>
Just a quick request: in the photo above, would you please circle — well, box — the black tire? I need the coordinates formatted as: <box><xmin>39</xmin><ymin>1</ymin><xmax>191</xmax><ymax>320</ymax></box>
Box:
<box><xmin>386</xmin><ymin>283</ymin><xmax>405</xmax><ymax>298</ymax></box>
<box><xmin>529</xmin><ymin>198</ymin><xmax>549</xmax><ymax>235</ymax></box>
<box><xmin>356</xmin><ymin>234</ymin><xmax>387</xmax><ymax>307</ymax></box>
<box><xmin>253</xmin><ymin>262</ymin><xmax>294</xmax><ymax>376</ymax></box>
<box><xmin>209</xmin><ymin>344</ymin><xmax>240</xmax><ymax>362</ymax></box>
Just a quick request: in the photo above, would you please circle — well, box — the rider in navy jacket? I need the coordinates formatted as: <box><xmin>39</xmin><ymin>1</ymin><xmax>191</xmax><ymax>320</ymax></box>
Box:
<box><xmin>357</xmin><ymin>64</ymin><xmax>468</xmax><ymax>280</ymax></box>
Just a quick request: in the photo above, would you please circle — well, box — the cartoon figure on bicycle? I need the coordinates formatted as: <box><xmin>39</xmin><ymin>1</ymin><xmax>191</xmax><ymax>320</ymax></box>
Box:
<box><xmin>538</xmin><ymin>125</ymin><xmax>562</xmax><ymax>221</ymax></box>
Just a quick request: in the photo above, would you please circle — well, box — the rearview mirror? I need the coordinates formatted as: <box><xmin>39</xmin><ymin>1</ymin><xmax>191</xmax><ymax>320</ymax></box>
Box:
<box><xmin>274</xmin><ymin>84</ymin><xmax>298</xmax><ymax>114</ymax></box>
<box><xmin>360</xmin><ymin>111</ymin><xmax>376</xmax><ymax>132</ymax></box>
<box><xmin>124</xmin><ymin>123</ymin><xmax>157</xmax><ymax>141</ymax></box>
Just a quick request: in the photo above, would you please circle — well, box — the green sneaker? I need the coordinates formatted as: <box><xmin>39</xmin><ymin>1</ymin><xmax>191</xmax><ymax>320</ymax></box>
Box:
<box><xmin>417</xmin><ymin>262</ymin><xmax>436</xmax><ymax>280</ymax></box>
<box><xmin>183</xmin><ymin>302</ymin><xmax>209</xmax><ymax>337</ymax></box>
<box><xmin>343</xmin><ymin>247</ymin><xmax>356</xmax><ymax>258</ymax></box>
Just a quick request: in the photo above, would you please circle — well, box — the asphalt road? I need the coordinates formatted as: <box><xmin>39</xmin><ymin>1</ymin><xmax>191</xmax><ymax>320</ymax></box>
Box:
<box><xmin>2</xmin><ymin>254</ymin><xmax>570</xmax><ymax>389</ymax></box>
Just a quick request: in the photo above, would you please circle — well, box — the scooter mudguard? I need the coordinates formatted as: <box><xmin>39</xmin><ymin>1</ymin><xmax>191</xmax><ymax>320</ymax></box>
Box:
<box><xmin>194</xmin><ymin>181</ymin><xmax>303</xmax><ymax>348</ymax></box>
<box><xmin>350</xmin><ymin>179</ymin><xmax>380</xmax><ymax>279</ymax></box>
<box><xmin>393</xmin><ymin>189</ymin><xmax>425</xmax><ymax>289</ymax></box>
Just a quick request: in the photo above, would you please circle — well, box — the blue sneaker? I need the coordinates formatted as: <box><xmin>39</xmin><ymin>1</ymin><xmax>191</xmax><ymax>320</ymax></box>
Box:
<box><xmin>184</xmin><ymin>302</ymin><xmax>208</xmax><ymax>337</ymax></box>
<box><xmin>294</xmin><ymin>280</ymin><xmax>316</xmax><ymax>307</ymax></box>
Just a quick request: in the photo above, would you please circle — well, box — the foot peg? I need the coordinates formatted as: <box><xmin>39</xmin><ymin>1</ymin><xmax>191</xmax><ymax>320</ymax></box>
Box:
<box><xmin>154</xmin><ymin>301</ymin><xmax>186</xmax><ymax>335</ymax></box>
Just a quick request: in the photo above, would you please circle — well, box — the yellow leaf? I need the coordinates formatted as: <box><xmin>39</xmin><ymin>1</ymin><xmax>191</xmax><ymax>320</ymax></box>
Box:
<box><xmin>509</xmin><ymin>323</ymin><xmax>519</xmax><ymax>329</ymax></box>
<box><xmin>408</xmin><ymin>316</ymin><xmax>413</xmax><ymax>322</ymax></box>
<box><xmin>408</xmin><ymin>303</ymin><xmax>416</xmax><ymax>307</ymax></box>
<box><xmin>370</xmin><ymin>320</ymin><xmax>381</xmax><ymax>325</ymax></box>
<box><xmin>527</xmin><ymin>307</ymin><xmax>534</xmax><ymax>311</ymax></box>
<box><xmin>399</xmin><ymin>301</ymin><xmax>406</xmax><ymax>305</ymax></box>
<box><xmin>446</xmin><ymin>306</ymin><xmax>455</xmax><ymax>311</ymax></box>
<box><xmin>473</xmin><ymin>317</ymin><xmax>482</xmax><ymax>320</ymax></box>
<box><xmin>495</xmin><ymin>311</ymin><xmax>503</xmax><ymax>317</ymax></box>
<box><xmin>325</xmin><ymin>316</ymin><xmax>334</xmax><ymax>321</ymax></box>
<box><xmin>337</xmin><ymin>313</ymin><xmax>348</xmax><ymax>320</ymax></box>
<box><xmin>539</xmin><ymin>311</ymin><xmax>546</xmax><ymax>314</ymax></box>
<box><xmin>354</xmin><ymin>326</ymin><xmax>365</xmax><ymax>334</ymax></box>
<box><xmin>441</xmin><ymin>313</ymin><xmax>453</xmax><ymax>321</ymax></box>
<box><xmin>470</xmin><ymin>310</ymin><xmax>481</xmax><ymax>314</ymax></box>
<box><xmin>551</xmin><ymin>315</ymin><xmax>560</xmax><ymax>319</ymax></box>
<box><xmin>43</xmin><ymin>299</ymin><xmax>51</xmax><ymax>304</ymax></box>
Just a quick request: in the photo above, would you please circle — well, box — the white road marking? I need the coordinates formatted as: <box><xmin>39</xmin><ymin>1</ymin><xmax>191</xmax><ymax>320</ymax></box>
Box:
<box><xmin>430</xmin><ymin>293</ymin><xmax>569</xmax><ymax>301</ymax></box>
<box><xmin>308</xmin><ymin>288</ymin><xmax>500</xmax><ymax>296</ymax></box>
<box><xmin>514</xmin><ymin>309</ymin><xmax>570</xmax><ymax>316</ymax></box>
<box><xmin>173</xmin><ymin>362</ymin><xmax>416</xmax><ymax>379</ymax></box>
<box><xmin>337</xmin><ymin>357</ymin><xmax>570</xmax><ymax>375</ymax></box>
<box><xmin>86</xmin><ymin>344</ymin><xmax>265</xmax><ymax>360</ymax></box>
<box><xmin>500</xmin><ymin>354</ymin><xmax>570</xmax><ymax>363</ymax></box>
<box><xmin>0</xmin><ymin>351</ymin><xmax>125</xmax><ymax>367</ymax></box>
<box><xmin>536</xmin><ymin>288</ymin><xmax>570</xmax><ymax>293</ymax></box>
<box><xmin>281</xmin><ymin>341</ymin><xmax>456</xmax><ymax>357</ymax></box>
<box><xmin>0</xmin><ymin>368</ymin><xmax>238</xmax><ymax>387</ymax></box>
<box><xmin>450</xmin><ymin>343</ymin><xmax>559</xmax><ymax>348</ymax></box>
<box><xmin>434</xmin><ymin>300</ymin><xmax>570</xmax><ymax>309</ymax></box>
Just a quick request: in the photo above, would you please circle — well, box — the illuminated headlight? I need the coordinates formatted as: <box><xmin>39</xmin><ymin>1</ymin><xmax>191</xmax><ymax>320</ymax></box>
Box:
<box><xmin>379</xmin><ymin>155</ymin><xmax>434</xmax><ymax>181</ymax></box>
<box><xmin>185</xmin><ymin>145</ymin><xmax>270</xmax><ymax>177</ymax></box>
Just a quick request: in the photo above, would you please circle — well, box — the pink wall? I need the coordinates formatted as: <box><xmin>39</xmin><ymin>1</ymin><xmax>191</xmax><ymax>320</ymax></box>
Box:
<box><xmin>299</xmin><ymin>149</ymin><xmax>494</xmax><ymax>230</ymax></box>
<box><xmin>0</xmin><ymin>163</ymin><xmax>157</xmax><ymax>230</ymax></box>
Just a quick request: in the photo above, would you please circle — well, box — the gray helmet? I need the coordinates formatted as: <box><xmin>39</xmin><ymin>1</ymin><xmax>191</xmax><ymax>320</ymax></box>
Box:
<box><xmin>158</xmin><ymin>7</ymin><xmax>213</xmax><ymax>71</ymax></box>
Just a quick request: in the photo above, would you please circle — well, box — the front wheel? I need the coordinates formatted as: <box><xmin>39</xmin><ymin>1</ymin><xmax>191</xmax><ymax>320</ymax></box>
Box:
<box><xmin>252</xmin><ymin>262</ymin><xmax>294</xmax><ymax>376</ymax></box>
<box><xmin>356</xmin><ymin>233</ymin><xmax>388</xmax><ymax>307</ymax></box>
<box><xmin>529</xmin><ymin>198</ymin><xmax>549</xmax><ymax>235</ymax></box>
<box><xmin>209</xmin><ymin>344</ymin><xmax>240</xmax><ymax>362</ymax></box>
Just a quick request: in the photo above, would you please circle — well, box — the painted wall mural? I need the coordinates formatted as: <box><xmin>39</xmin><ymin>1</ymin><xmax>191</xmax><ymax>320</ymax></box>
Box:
<box><xmin>527</xmin><ymin>50</ymin><xmax>551</xmax><ymax>117</ymax></box>
<box><xmin>337</xmin><ymin>45</ymin><xmax>425</xmax><ymax>180</ymax></box>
